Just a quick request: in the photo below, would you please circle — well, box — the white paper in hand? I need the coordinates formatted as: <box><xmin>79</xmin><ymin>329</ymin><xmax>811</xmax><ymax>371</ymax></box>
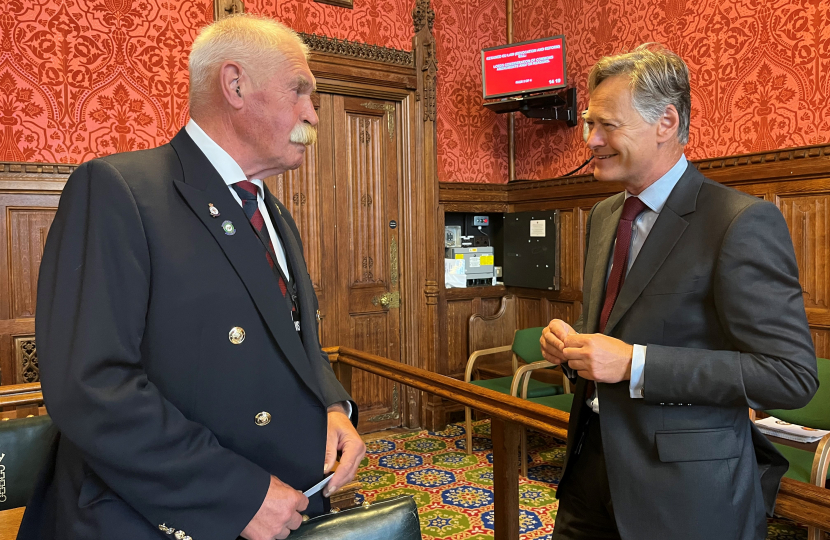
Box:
<box><xmin>303</xmin><ymin>472</ymin><xmax>335</xmax><ymax>497</ymax></box>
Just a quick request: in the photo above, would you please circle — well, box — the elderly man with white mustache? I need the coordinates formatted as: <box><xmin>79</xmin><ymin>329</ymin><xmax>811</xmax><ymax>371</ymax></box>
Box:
<box><xmin>21</xmin><ymin>14</ymin><xmax>364</xmax><ymax>540</ymax></box>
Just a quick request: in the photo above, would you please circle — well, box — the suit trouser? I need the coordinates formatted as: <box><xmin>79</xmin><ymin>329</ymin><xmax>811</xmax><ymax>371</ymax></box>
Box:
<box><xmin>551</xmin><ymin>411</ymin><xmax>621</xmax><ymax>540</ymax></box>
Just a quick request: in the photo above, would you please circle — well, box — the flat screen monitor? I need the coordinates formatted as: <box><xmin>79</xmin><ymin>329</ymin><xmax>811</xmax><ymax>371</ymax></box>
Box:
<box><xmin>481</xmin><ymin>35</ymin><xmax>567</xmax><ymax>100</ymax></box>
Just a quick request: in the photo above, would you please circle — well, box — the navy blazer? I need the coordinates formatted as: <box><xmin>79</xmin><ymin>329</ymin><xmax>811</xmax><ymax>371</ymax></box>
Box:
<box><xmin>19</xmin><ymin>130</ymin><xmax>354</xmax><ymax>540</ymax></box>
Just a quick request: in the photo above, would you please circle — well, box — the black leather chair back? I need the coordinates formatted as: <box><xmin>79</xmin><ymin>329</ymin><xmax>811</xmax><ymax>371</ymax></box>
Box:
<box><xmin>0</xmin><ymin>415</ymin><xmax>58</xmax><ymax>510</ymax></box>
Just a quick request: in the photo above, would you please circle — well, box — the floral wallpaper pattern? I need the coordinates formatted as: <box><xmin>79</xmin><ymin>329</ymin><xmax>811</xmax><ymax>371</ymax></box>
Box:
<box><xmin>510</xmin><ymin>0</ymin><xmax>830</xmax><ymax>181</ymax></box>
<box><xmin>0</xmin><ymin>0</ymin><xmax>414</xmax><ymax>164</ymax></box>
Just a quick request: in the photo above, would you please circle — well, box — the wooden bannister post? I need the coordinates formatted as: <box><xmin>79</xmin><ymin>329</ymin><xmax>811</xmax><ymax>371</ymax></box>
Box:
<box><xmin>491</xmin><ymin>417</ymin><xmax>521</xmax><ymax>540</ymax></box>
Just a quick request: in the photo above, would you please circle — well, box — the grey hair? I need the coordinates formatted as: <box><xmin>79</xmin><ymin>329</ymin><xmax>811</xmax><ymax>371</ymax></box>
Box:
<box><xmin>588</xmin><ymin>43</ymin><xmax>691</xmax><ymax>144</ymax></box>
<box><xmin>189</xmin><ymin>14</ymin><xmax>308</xmax><ymax>112</ymax></box>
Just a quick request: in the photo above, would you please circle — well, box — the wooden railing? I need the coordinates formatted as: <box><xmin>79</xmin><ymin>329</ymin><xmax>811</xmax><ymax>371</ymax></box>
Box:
<box><xmin>326</xmin><ymin>346</ymin><xmax>830</xmax><ymax>540</ymax></box>
<box><xmin>3</xmin><ymin>360</ymin><xmax>829</xmax><ymax>538</ymax></box>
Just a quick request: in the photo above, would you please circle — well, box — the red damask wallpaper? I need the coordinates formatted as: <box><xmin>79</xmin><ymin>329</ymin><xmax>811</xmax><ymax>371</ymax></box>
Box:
<box><xmin>249</xmin><ymin>0</ymin><xmax>414</xmax><ymax>50</ymax></box>
<box><xmin>1</xmin><ymin>0</ymin><xmax>414</xmax><ymax>164</ymax></box>
<box><xmin>1</xmin><ymin>0</ymin><xmax>212</xmax><ymax>163</ymax></box>
<box><xmin>433</xmin><ymin>0</ymin><xmax>508</xmax><ymax>184</ymax></box>
<box><xmin>510</xmin><ymin>0</ymin><xmax>830</xmax><ymax>181</ymax></box>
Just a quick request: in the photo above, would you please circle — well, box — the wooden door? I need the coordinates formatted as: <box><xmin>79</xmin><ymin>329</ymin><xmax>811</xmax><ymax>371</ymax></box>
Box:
<box><xmin>268</xmin><ymin>94</ymin><xmax>405</xmax><ymax>431</ymax></box>
<box><xmin>333</xmin><ymin>95</ymin><xmax>402</xmax><ymax>432</ymax></box>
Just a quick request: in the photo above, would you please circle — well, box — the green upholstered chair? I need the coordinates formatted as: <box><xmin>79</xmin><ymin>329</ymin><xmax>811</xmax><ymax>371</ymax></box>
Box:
<box><xmin>764</xmin><ymin>357</ymin><xmax>830</xmax><ymax>540</ymax></box>
<box><xmin>512</xmin><ymin>361</ymin><xmax>575</xmax><ymax>476</ymax></box>
<box><xmin>463</xmin><ymin>327</ymin><xmax>567</xmax><ymax>455</ymax></box>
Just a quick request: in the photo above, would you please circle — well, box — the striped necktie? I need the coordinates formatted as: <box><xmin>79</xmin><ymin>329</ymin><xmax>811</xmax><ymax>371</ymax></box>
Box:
<box><xmin>231</xmin><ymin>180</ymin><xmax>288</xmax><ymax>297</ymax></box>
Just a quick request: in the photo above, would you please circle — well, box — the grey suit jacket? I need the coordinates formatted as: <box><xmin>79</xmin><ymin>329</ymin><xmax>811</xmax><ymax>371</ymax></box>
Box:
<box><xmin>558</xmin><ymin>164</ymin><xmax>818</xmax><ymax>540</ymax></box>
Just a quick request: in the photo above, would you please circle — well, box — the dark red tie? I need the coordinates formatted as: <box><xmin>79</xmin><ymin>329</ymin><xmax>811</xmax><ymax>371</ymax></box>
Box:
<box><xmin>585</xmin><ymin>196</ymin><xmax>647</xmax><ymax>403</ymax></box>
<box><xmin>231</xmin><ymin>180</ymin><xmax>288</xmax><ymax>297</ymax></box>
<box><xmin>599</xmin><ymin>196</ymin><xmax>648</xmax><ymax>333</ymax></box>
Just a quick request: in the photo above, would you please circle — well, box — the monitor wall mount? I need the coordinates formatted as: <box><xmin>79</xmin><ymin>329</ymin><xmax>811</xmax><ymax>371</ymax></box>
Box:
<box><xmin>483</xmin><ymin>87</ymin><xmax>578</xmax><ymax>126</ymax></box>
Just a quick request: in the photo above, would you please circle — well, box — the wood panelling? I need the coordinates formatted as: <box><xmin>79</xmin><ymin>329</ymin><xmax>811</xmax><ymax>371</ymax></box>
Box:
<box><xmin>436</xmin><ymin>143</ymin><xmax>830</xmax><ymax>428</ymax></box>
<box><xmin>346</xmin><ymin>112</ymin><xmax>387</xmax><ymax>286</ymax></box>
<box><xmin>811</xmin><ymin>329</ymin><xmax>830</xmax><ymax>360</ymax></box>
<box><xmin>9</xmin><ymin>209</ymin><xmax>55</xmax><ymax>320</ymax></box>
<box><xmin>271</xmin><ymin>144</ymin><xmax>323</xmax><ymax>290</ymax></box>
<box><xmin>778</xmin><ymin>194</ymin><xmax>829</xmax><ymax>317</ymax></box>
<box><xmin>0</xmin><ymin>175</ymin><xmax>63</xmax><ymax>385</ymax></box>
<box><xmin>351</xmin><ymin>314</ymin><xmax>395</xmax><ymax>421</ymax></box>
<box><xmin>446</xmin><ymin>300</ymin><xmax>477</xmax><ymax>377</ymax></box>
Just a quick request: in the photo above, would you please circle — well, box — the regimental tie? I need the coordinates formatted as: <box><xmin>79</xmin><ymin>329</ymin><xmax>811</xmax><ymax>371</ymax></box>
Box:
<box><xmin>587</xmin><ymin>196</ymin><xmax>648</xmax><ymax>400</ymax></box>
<box><xmin>231</xmin><ymin>180</ymin><xmax>288</xmax><ymax>297</ymax></box>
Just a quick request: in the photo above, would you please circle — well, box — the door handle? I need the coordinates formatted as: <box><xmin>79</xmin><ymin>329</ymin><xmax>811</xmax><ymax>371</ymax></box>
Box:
<box><xmin>371</xmin><ymin>292</ymin><xmax>400</xmax><ymax>309</ymax></box>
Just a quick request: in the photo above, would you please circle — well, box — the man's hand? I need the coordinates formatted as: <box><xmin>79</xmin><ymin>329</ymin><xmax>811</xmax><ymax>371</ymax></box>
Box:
<box><xmin>561</xmin><ymin>333</ymin><xmax>634</xmax><ymax>384</ymax></box>
<box><xmin>540</xmin><ymin>319</ymin><xmax>577</xmax><ymax>365</ymax></box>
<box><xmin>323</xmin><ymin>403</ymin><xmax>365</xmax><ymax>497</ymax></box>
<box><xmin>241</xmin><ymin>476</ymin><xmax>308</xmax><ymax>540</ymax></box>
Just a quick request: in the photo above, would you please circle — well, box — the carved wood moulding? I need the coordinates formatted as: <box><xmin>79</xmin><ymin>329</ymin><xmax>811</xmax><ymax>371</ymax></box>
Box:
<box><xmin>695</xmin><ymin>143</ymin><xmax>830</xmax><ymax>171</ymax></box>
<box><xmin>0</xmin><ymin>162</ymin><xmax>78</xmax><ymax>176</ymax></box>
<box><xmin>14</xmin><ymin>336</ymin><xmax>39</xmax><ymax>384</ymax></box>
<box><xmin>301</xmin><ymin>33</ymin><xmax>413</xmax><ymax>66</ymax></box>
<box><xmin>438</xmin><ymin>142</ymin><xmax>830</xmax><ymax>200</ymax></box>
<box><xmin>413</xmin><ymin>0</ymin><xmax>436</xmax><ymax>33</ymax></box>
<box><xmin>214</xmin><ymin>0</ymin><xmax>244</xmax><ymax>21</ymax></box>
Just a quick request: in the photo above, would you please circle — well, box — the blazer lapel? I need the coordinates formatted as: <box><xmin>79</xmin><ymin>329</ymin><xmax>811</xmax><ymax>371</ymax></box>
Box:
<box><xmin>262</xmin><ymin>186</ymin><xmax>326</xmax><ymax>398</ymax></box>
<box><xmin>168</xmin><ymin>130</ymin><xmax>321</xmax><ymax>399</ymax></box>
<box><xmin>603</xmin><ymin>165</ymin><xmax>703</xmax><ymax>335</ymax></box>
<box><xmin>583</xmin><ymin>195</ymin><xmax>624</xmax><ymax>334</ymax></box>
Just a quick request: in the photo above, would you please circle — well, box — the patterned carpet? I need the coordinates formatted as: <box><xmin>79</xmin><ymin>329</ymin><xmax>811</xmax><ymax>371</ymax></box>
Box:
<box><xmin>355</xmin><ymin>420</ymin><xmax>812</xmax><ymax>540</ymax></box>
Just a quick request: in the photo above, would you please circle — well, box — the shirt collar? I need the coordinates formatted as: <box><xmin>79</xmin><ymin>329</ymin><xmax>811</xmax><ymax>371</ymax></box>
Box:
<box><xmin>185</xmin><ymin>119</ymin><xmax>263</xmax><ymax>196</ymax></box>
<box><xmin>625</xmin><ymin>154</ymin><xmax>687</xmax><ymax>214</ymax></box>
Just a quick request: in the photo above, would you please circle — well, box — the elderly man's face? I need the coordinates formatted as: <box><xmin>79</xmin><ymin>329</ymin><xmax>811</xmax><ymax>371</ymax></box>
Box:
<box><xmin>583</xmin><ymin>74</ymin><xmax>660</xmax><ymax>187</ymax></box>
<box><xmin>245</xmin><ymin>45</ymin><xmax>318</xmax><ymax>175</ymax></box>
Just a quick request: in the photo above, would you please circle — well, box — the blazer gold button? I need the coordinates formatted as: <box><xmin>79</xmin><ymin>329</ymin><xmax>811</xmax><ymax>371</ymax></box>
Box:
<box><xmin>175</xmin><ymin>531</ymin><xmax>185</xmax><ymax>540</ymax></box>
<box><xmin>229</xmin><ymin>327</ymin><xmax>245</xmax><ymax>344</ymax></box>
<box><xmin>255</xmin><ymin>411</ymin><xmax>271</xmax><ymax>426</ymax></box>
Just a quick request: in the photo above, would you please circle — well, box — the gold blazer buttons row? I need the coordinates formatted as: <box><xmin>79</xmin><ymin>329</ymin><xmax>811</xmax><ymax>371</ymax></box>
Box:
<box><xmin>229</xmin><ymin>327</ymin><xmax>245</xmax><ymax>344</ymax></box>
<box><xmin>158</xmin><ymin>524</ymin><xmax>191</xmax><ymax>540</ymax></box>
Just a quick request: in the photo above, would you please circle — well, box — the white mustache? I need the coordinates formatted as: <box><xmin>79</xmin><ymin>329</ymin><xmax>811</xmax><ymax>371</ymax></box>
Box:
<box><xmin>289</xmin><ymin>123</ymin><xmax>317</xmax><ymax>146</ymax></box>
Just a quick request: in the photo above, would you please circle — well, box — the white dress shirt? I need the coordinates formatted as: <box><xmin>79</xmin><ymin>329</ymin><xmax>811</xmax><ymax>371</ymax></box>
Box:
<box><xmin>586</xmin><ymin>154</ymin><xmax>688</xmax><ymax>413</ymax></box>
<box><xmin>185</xmin><ymin>119</ymin><xmax>291</xmax><ymax>282</ymax></box>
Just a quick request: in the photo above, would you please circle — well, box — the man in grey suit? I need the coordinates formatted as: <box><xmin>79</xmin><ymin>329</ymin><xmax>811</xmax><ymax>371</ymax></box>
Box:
<box><xmin>541</xmin><ymin>44</ymin><xmax>818</xmax><ymax>540</ymax></box>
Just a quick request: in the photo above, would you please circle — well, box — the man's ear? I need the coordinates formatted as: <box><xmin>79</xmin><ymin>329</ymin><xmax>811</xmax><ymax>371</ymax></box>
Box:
<box><xmin>220</xmin><ymin>61</ymin><xmax>244</xmax><ymax>109</ymax></box>
<box><xmin>655</xmin><ymin>104</ymin><xmax>680</xmax><ymax>144</ymax></box>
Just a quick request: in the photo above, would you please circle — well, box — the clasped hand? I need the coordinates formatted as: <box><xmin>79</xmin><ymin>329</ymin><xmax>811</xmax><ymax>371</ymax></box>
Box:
<box><xmin>540</xmin><ymin>319</ymin><xmax>634</xmax><ymax>383</ymax></box>
<box><xmin>241</xmin><ymin>404</ymin><xmax>365</xmax><ymax>540</ymax></box>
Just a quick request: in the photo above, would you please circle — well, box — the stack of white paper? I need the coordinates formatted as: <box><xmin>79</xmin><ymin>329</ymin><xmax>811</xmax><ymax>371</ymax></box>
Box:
<box><xmin>755</xmin><ymin>416</ymin><xmax>829</xmax><ymax>443</ymax></box>
<box><xmin>445</xmin><ymin>259</ymin><xmax>466</xmax><ymax>288</ymax></box>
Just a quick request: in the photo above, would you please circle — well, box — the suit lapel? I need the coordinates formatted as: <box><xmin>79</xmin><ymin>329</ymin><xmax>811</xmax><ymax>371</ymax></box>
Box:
<box><xmin>262</xmin><ymin>186</ymin><xmax>326</xmax><ymax>386</ymax></box>
<box><xmin>583</xmin><ymin>195</ymin><xmax>624</xmax><ymax>334</ymax></box>
<box><xmin>603</xmin><ymin>164</ymin><xmax>702</xmax><ymax>335</ymax></box>
<box><xmin>168</xmin><ymin>130</ymin><xmax>321</xmax><ymax>401</ymax></box>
